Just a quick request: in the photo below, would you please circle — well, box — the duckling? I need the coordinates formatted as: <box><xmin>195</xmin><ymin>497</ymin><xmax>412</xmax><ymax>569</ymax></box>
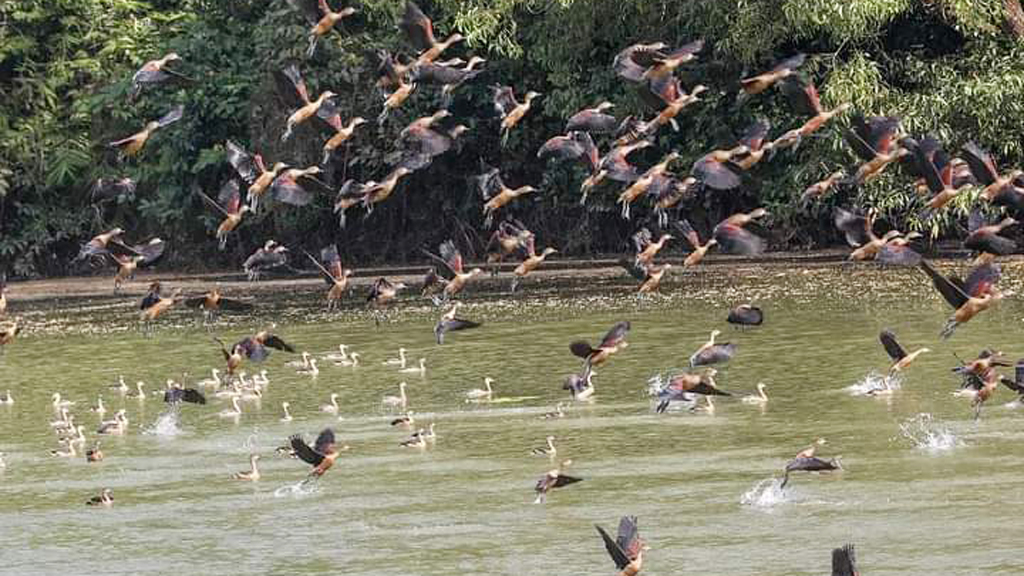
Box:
<box><xmin>51</xmin><ymin>392</ymin><xmax>75</xmax><ymax>409</ymax></box>
<box><xmin>198</xmin><ymin>369</ymin><xmax>223</xmax><ymax>388</ymax></box>
<box><xmin>465</xmin><ymin>377</ymin><xmax>494</xmax><ymax>401</ymax></box>
<box><xmin>335</xmin><ymin>352</ymin><xmax>360</xmax><ymax>367</ymax></box>
<box><xmin>531</xmin><ymin>436</ymin><xmax>557</xmax><ymax>457</ymax></box>
<box><xmin>252</xmin><ymin>370</ymin><xmax>270</xmax><ymax>387</ymax></box>
<box><xmin>286</xmin><ymin>351</ymin><xmax>313</xmax><ymax>370</ymax></box>
<box><xmin>218</xmin><ymin>396</ymin><xmax>243</xmax><ymax>419</ymax></box>
<box><xmin>390</xmin><ymin>411</ymin><xmax>415</xmax><ymax>428</ymax></box>
<box><xmin>280</xmin><ymin>401</ymin><xmax>293</xmax><ymax>422</ymax></box>
<box><xmin>399</xmin><ymin>358</ymin><xmax>426</xmax><ymax>375</ymax></box>
<box><xmin>322</xmin><ymin>344</ymin><xmax>349</xmax><ymax>362</ymax></box>
<box><xmin>97</xmin><ymin>410</ymin><xmax>128</xmax><ymax>435</ymax></box>
<box><xmin>232</xmin><ymin>454</ymin><xmax>261</xmax><ymax>481</ymax></box>
<box><xmin>541</xmin><ymin>403</ymin><xmax>566</xmax><ymax>419</ymax></box>
<box><xmin>320</xmin><ymin>393</ymin><xmax>341</xmax><ymax>414</ymax></box>
<box><xmin>382</xmin><ymin>382</ymin><xmax>408</xmax><ymax>409</ymax></box>
<box><xmin>384</xmin><ymin>347</ymin><xmax>408</xmax><ymax>368</ymax></box>
<box><xmin>400</xmin><ymin>429</ymin><xmax>428</xmax><ymax>449</ymax></box>
<box><xmin>86</xmin><ymin>488</ymin><xmax>114</xmax><ymax>507</ymax></box>
<box><xmin>741</xmin><ymin>383</ymin><xmax>769</xmax><ymax>404</ymax></box>
<box><xmin>296</xmin><ymin>358</ymin><xmax>320</xmax><ymax>376</ymax></box>
<box><xmin>110</xmin><ymin>376</ymin><xmax>130</xmax><ymax>395</ymax></box>
<box><xmin>51</xmin><ymin>442</ymin><xmax>78</xmax><ymax>458</ymax></box>
<box><xmin>89</xmin><ymin>397</ymin><xmax>107</xmax><ymax>415</ymax></box>
<box><xmin>126</xmin><ymin>381</ymin><xmax>147</xmax><ymax>400</ymax></box>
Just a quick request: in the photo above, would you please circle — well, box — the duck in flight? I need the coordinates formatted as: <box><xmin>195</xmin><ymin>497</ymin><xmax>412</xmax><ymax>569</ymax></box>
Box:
<box><xmin>289</xmin><ymin>427</ymin><xmax>349</xmax><ymax>477</ymax></box>
<box><xmin>595</xmin><ymin>515</ymin><xmax>649</xmax><ymax>576</ymax></box>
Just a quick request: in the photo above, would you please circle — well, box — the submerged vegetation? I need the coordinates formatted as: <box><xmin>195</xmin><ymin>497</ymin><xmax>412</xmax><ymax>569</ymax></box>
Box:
<box><xmin>1</xmin><ymin>0</ymin><xmax>1023</xmax><ymax>276</ymax></box>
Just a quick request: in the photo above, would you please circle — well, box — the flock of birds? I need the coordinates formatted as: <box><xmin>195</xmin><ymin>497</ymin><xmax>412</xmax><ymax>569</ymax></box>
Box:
<box><xmin>5</xmin><ymin>1</ymin><xmax>1024</xmax><ymax>573</ymax></box>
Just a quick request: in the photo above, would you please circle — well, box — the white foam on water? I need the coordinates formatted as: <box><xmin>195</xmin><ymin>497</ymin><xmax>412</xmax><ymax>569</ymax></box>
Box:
<box><xmin>740</xmin><ymin>477</ymin><xmax>788</xmax><ymax>508</ymax></box>
<box><xmin>273</xmin><ymin>478</ymin><xmax>320</xmax><ymax>498</ymax></box>
<box><xmin>143</xmin><ymin>409</ymin><xmax>183</xmax><ymax>437</ymax></box>
<box><xmin>898</xmin><ymin>413</ymin><xmax>962</xmax><ymax>453</ymax></box>
<box><xmin>847</xmin><ymin>371</ymin><xmax>902</xmax><ymax>396</ymax></box>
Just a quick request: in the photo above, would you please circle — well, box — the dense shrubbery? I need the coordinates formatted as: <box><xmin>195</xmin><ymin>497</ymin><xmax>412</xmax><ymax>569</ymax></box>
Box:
<box><xmin>1</xmin><ymin>0</ymin><xmax>1022</xmax><ymax>276</ymax></box>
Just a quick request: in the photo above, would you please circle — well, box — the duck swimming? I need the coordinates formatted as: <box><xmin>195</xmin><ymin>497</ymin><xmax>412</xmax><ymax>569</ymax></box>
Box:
<box><xmin>741</xmin><ymin>383</ymin><xmax>769</xmax><ymax>404</ymax></box>
<box><xmin>232</xmin><ymin>454</ymin><xmax>261</xmax><ymax>481</ymax></box>
<box><xmin>86</xmin><ymin>488</ymin><xmax>114</xmax><ymax>507</ymax></box>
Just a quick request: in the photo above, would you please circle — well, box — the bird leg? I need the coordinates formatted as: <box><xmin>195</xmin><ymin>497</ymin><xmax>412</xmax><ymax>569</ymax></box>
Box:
<box><xmin>940</xmin><ymin>318</ymin><xmax>959</xmax><ymax>340</ymax></box>
<box><xmin>510</xmin><ymin>277</ymin><xmax>519</xmax><ymax>293</ymax></box>
<box><xmin>281</xmin><ymin>124</ymin><xmax>294</xmax><ymax>142</ymax></box>
<box><xmin>306</xmin><ymin>35</ymin><xmax>319</xmax><ymax>59</ymax></box>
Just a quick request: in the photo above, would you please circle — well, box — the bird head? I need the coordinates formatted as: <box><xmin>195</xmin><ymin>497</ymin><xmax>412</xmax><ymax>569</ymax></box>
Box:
<box><xmin>339</xmin><ymin>6</ymin><xmax>357</xmax><ymax>17</ymax></box>
<box><xmin>542</xmin><ymin>247</ymin><xmax>558</xmax><ymax>256</ymax></box>
<box><xmin>525</xmin><ymin>91</ymin><xmax>542</xmax><ymax>102</ymax></box>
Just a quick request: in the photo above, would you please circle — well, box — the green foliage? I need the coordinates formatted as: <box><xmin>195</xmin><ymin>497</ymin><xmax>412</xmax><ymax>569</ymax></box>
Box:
<box><xmin>2</xmin><ymin>0</ymin><xmax>1024</xmax><ymax>277</ymax></box>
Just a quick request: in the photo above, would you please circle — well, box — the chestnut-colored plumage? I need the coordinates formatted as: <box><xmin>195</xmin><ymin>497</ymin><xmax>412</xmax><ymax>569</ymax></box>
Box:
<box><xmin>108</xmin><ymin>105</ymin><xmax>183</xmax><ymax>157</ymax></box>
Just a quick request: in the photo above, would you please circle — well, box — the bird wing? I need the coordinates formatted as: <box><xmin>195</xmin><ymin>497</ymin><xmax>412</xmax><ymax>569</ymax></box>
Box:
<box><xmin>315</xmin><ymin>97</ymin><xmax>345</xmax><ymax>132</ymax></box>
<box><xmin>632</xmin><ymin>228</ymin><xmax>652</xmax><ymax>252</ymax></box>
<box><xmin>771</xmin><ymin>52</ymin><xmax>806</xmax><ymax>72</ymax></box>
<box><xmin>619</xmin><ymin>258</ymin><xmax>649</xmax><ymax>282</ymax></box>
<box><xmin>616</xmin><ymin>516</ymin><xmax>641</xmax><ymax>560</ymax></box>
<box><xmin>673</xmin><ymin>219</ymin><xmax>702</xmax><ymax>249</ymax></box>
<box><xmin>476</xmin><ymin>168</ymin><xmax>504</xmax><ymax>201</ymax></box>
<box><xmin>964</xmin><ymin>262</ymin><xmax>1001</xmax><ymax>297</ymax></box>
<box><xmin>225</xmin><ymin>141</ymin><xmax>257</xmax><ymax>183</ymax></box>
<box><xmin>140</xmin><ymin>289</ymin><xmax>161</xmax><ymax>311</ymax></box>
<box><xmin>691</xmin><ymin>344</ymin><xmax>736</xmax><ymax>366</ymax></box>
<box><xmin>878</xmin><ymin>329</ymin><xmax>907</xmax><ymax>361</ymax></box>
<box><xmin>713</xmin><ymin>223</ymin><xmax>765</xmax><ymax>256</ymax></box>
<box><xmin>270</xmin><ymin>173</ymin><xmax>314</xmax><ymax>206</ymax></box>
<box><xmin>400</xmin><ymin>1</ymin><xmax>436</xmax><ymax>52</ymax></box>
<box><xmin>290</xmin><ymin>434</ymin><xmax>325</xmax><ymax>466</ymax></box>
<box><xmin>155</xmin><ymin>105</ymin><xmax>184</xmax><ymax>128</ymax></box>
<box><xmin>779</xmin><ymin>75</ymin><xmax>821</xmax><ymax>116</ymax></box>
<box><xmin>263</xmin><ymin>334</ymin><xmax>296</xmax><ymax>353</ymax></box>
<box><xmin>491</xmin><ymin>85</ymin><xmax>518</xmax><ymax>117</ymax></box>
<box><xmin>918</xmin><ymin>260</ymin><xmax>969</xmax><ymax>309</ymax></box>
<box><xmin>878</xmin><ymin>243</ymin><xmax>922</xmax><ymax>266</ymax></box>
<box><xmin>739</xmin><ymin>119</ymin><xmax>772</xmax><ymax>151</ymax></box>
<box><xmin>442</xmin><ymin>317</ymin><xmax>481</xmax><ymax>332</ymax></box>
<box><xmin>218</xmin><ymin>180</ymin><xmax>242</xmax><ymax>215</ymax></box>
<box><xmin>960</xmin><ymin>141</ymin><xmax>998</xmax><ymax>186</ymax></box>
<box><xmin>91</xmin><ymin>178</ymin><xmax>137</xmax><ymax>201</ymax></box>
<box><xmin>595</xmin><ymin>524</ymin><xmax>631</xmax><ymax>570</ymax></box>
<box><xmin>553</xmin><ymin>473</ymin><xmax>582</xmax><ymax>488</ymax></box>
<box><xmin>832</xmin><ymin>207</ymin><xmax>872</xmax><ymax>247</ymax></box>
<box><xmin>569</xmin><ymin>341</ymin><xmax>596</xmax><ymax>359</ymax></box>
<box><xmin>692</xmin><ymin>155</ymin><xmax>742</xmax><ymax>190</ymax></box>
<box><xmin>439</xmin><ymin>240</ymin><xmax>464</xmax><ymax>274</ymax></box>
<box><xmin>275</xmin><ymin>63</ymin><xmax>309</xmax><ymax>106</ymax></box>
<box><xmin>321</xmin><ymin>244</ymin><xmax>343</xmax><ymax>280</ymax></box>
<box><xmin>313</xmin><ymin>428</ymin><xmax>335</xmax><ymax>454</ymax></box>
<box><xmin>831</xmin><ymin>544</ymin><xmax>858</xmax><ymax>576</ymax></box>
<box><xmin>599</xmin><ymin>321</ymin><xmax>631</xmax><ymax>348</ymax></box>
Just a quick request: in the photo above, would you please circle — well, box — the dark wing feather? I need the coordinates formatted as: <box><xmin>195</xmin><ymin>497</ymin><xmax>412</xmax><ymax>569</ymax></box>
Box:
<box><xmin>692</xmin><ymin>155</ymin><xmax>742</xmax><ymax>190</ymax></box>
<box><xmin>263</xmin><ymin>334</ymin><xmax>296</xmax><ymax>353</ymax></box>
<box><xmin>879</xmin><ymin>329</ymin><xmax>907</xmax><ymax>361</ymax></box>
<box><xmin>290</xmin><ymin>434</ymin><xmax>325</xmax><ymax>466</ymax></box>
<box><xmin>156</xmin><ymin>105</ymin><xmax>184</xmax><ymax>128</ymax></box>
<box><xmin>713</xmin><ymin>224</ymin><xmax>765</xmax><ymax>256</ymax></box>
<box><xmin>619</xmin><ymin>258</ymin><xmax>649</xmax><ymax>281</ymax></box>
<box><xmin>833</xmin><ymin>207</ymin><xmax>871</xmax><ymax>247</ymax></box>
<box><xmin>313</xmin><ymin>428</ymin><xmax>335</xmax><ymax>454</ymax></box>
<box><xmin>131</xmin><ymin>239</ymin><xmax>167</xmax><ymax>267</ymax></box>
<box><xmin>217</xmin><ymin>297</ymin><xmax>253</xmax><ymax>312</ymax></box>
<box><xmin>271</xmin><ymin>175</ymin><xmax>314</xmax><ymax>206</ymax></box>
<box><xmin>491</xmin><ymin>86</ymin><xmax>518</xmax><ymax>117</ymax></box>
<box><xmin>919</xmin><ymin>260</ymin><xmax>969</xmax><ymax>309</ymax></box>
<box><xmin>400</xmin><ymin>1</ymin><xmax>435</xmax><ymax>52</ymax></box>
<box><xmin>785</xmin><ymin>456</ymin><xmax>838</xmax><ymax>473</ymax></box>
<box><xmin>727</xmin><ymin>305</ymin><xmax>763</xmax><ymax>325</ymax></box>
<box><xmin>963</xmin><ymin>262</ymin><xmax>1001</xmax><ymax>297</ymax></box>
<box><xmin>440</xmin><ymin>318</ymin><xmax>480</xmax><ymax>332</ymax></box>
<box><xmin>690</xmin><ymin>344</ymin><xmax>736</xmax><ymax>366</ymax></box>
<box><xmin>552</xmin><ymin>473</ymin><xmax>582</xmax><ymax>488</ymax></box>
<box><xmin>960</xmin><ymin>141</ymin><xmax>998</xmax><ymax>186</ymax></box>
<box><xmin>779</xmin><ymin>75</ymin><xmax>820</xmax><ymax>116</ymax></box>
<box><xmin>595</xmin><ymin>524</ymin><xmax>631</xmax><ymax>570</ymax></box>
<box><xmin>831</xmin><ymin>544</ymin><xmax>858</xmax><ymax>576</ymax></box>
<box><xmin>599</xmin><ymin>321</ymin><xmax>631</xmax><ymax>348</ymax></box>
<box><xmin>570</xmin><ymin>341</ymin><xmax>596</xmax><ymax>358</ymax></box>
<box><xmin>878</xmin><ymin>243</ymin><xmax>922</xmax><ymax>266</ymax></box>
<box><xmin>617</xmin><ymin>516</ymin><xmax>641</xmax><ymax>561</ymax></box>
<box><xmin>225</xmin><ymin>141</ymin><xmax>256</xmax><ymax>183</ymax></box>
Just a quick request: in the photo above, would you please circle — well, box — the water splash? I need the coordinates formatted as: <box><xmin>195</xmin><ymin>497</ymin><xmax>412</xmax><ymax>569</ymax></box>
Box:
<box><xmin>645</xmin><ymin>373</ymin><xmax>666</xmax><ymax>397</ymax></box>
<box><xmin>274</xmin><ymin>477</ymin><xmax>320</xmax><ymax>498</ymax></box>
<box><xmin>740</xmin><ymin>477</ymin><xmax>788</xmax><ymax>508</ymax></box>
<box><xmin>898</xmin><ymin>413</ymin><xmax>962</xmax><ymax>453</ymax></box>
<box><xmin>143</xmin><ymin>409</ymin><xmax>183</xmax><ymax>437</ymax></box>
<box><xmin>847</xmin><ymin>371</ymin><xmax>902</xmax><ymax>396</ymax></box>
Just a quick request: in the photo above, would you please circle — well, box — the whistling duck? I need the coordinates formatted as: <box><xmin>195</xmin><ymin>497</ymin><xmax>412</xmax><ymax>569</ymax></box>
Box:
<box><xmin>903</xmin><ymin>137</ymin><xmax>964</xmax><ymax>216</ymax></box>
<box><xmin>233</xmin><ymin>454</ymin><xmax>261</xmax><ymax>481</ymax></box>
<box><xmin>382</xmin><ymin>382</ymin><xmax>409</xmax><ymax>409</ymax></box>
<box><xmin>246</xmin><ymin>157</ymin><xmax>289</xmax><ymax>211</ymax></box>
<box><xmin>567</xmin><ymin>102</ymin><xmax>617</xmax><ymax>133</ymax></box>
<box><xmin>961</xmin><ymin>141</ymin><xmax>1024</xmax><ymax>209</ymax></box>
<box><xmin>742</xmin><ymin>383</ymin><xmax>769</xmax><ymax>404</ymax></box>
<box><xmin>184</xmin><ymin>287</ymin><xmax>253</xmax><ymax>322</ymax></box>
<box><xmin>511</xmin><ymin>240</ymin><xmax>557</xmax><ymax>292</ymax></box>
<box><xmin>276</xmin><ymin>63</ymin><xmax>336</xmax><ymax>141</ymax></box>
<box><xmin>652</xmin><ymin>176</ymin><xmax>698</xmax><ymax>226</ymax></box>
<box><xmin>320</xmin><ymin>393</ymin><xmax>340</xmax><ymax>414</ymax></box>
<box><xmin>139</xmin><ymin>283</ymin><xmax>182</xmax><ymax>324</ymax></box>
<box><xmin>378</xmin><ymin>74</ymin><xmax>417</xmax><ymax>124</ymax></box>
<box><xmin>613</xmin><ymin>42</ymin><xmax>669</xmax><ymax>82</ymax></box>
<box><xmin>360</xmin><ymin>167</ymin><xmax>414</xmax><ymax>211</ymax></box>
<box><xmin>636</xmin><ymin>263</ymin><xmax>672</xmax><ymax>294</ymax></box>
<box><xmin>674</xmin><ymin>220</ymin><xmax>716</xmax><ymax>267</ymax></box>
<box><xmin>244</xmin><ymin>240</ymin><xmax>290</xmax><ymax>281</ymax></box>
<box><xmin>85</xmin><ymin>442</ymin><xmax>104</xmax><ymax>463</ymax></box>
<box><xmin>86</xmin><ymin>488</ymin><xmax>114</xmax><ymax>507</ymax></box>
<box><xmin>714</xmin><ymin>209</ymin><xmax>769</xmax><ymax>256</ymax></box>
<box><xmin>466</xmin><ymin>377</ymin><xmax>494</xmax><ymax>401</ymax></box>
<box><xmin>411</xmin><ymin>56</ymin><xmax>485</xmax><ymax>103</ymax></box>
<box><xmin>0</xmin><ymin>390</ymin><xmax>12</xmax><ymax>405</ymax></box>
<box><xmin>801</xmin><ymin>170</ymin><xmax>845</xmax><ymax>204</ymax></box>
<box><xmin>844</xmin><ymin>115</ymin><xmax>904</xmax><ymax>185</ymax></box>
<box><xmin>73</xmin><ymin>228</ymin><xmax>126</xmax><ymax>263</ymax></box>
<box><xmin>129</xmin><ymin>53</ymin><xmax>188</xmax><ymax>100</ymax></box>
<box><xmin>633</xmin><ymin>229</ymin><xmax>673</xmax><ymax>267</ymax></box>
<box><xmin>727</xmin><ymin>304</ymin><xmax>763</xmax><ymax>326</ymax></box>
<box><xmin>740</xmin><ymin>53</ymin><xmax>806</xmax><ymax>95</ymax></box>
<box><xmin>290</xmin><ymin>428</ymin><xmax>347</xmax><ymax>476</ymax></box>
<box><xmin>423</xmin><ymin>240</ymin><xmax>484</xmax><ymax>300</ymax></box>
<box><xmin>400</xmin><ymin>358</ymin><xmax>426</xmax><ymax>375</ymax></box>
<box><xmin>581</xmin><ymin>140</ymin><xmax>652</xmax><ymax>204</ymax></box>
<box><xmin>691</xmin><ymin>146</ymin><xmax>748</xmax><ymax>191</ymax></box>
<box><xmin>534</xmin><ymin>459</ymin><xmax>582</xmax><ymax>503</ymax></box>
<box><xmin>197</xmin><ymin>180</ymin><xmax>250</xmax><ymax>249</ymax></box>
<box><xmin>617</xmin><ymin>152</ymin><xmax>680</xmax><ymax>219</ymax></box>
<box><xmin>920</xmin><ymin>259</ymin><xmax>1011</xmax><ymax>338</ymax></box>
<box><xmin>435</xmin><ymin>303</ymin><xmax>482</xmax><ymax>344</ymax></box>
<box><xmin>286</xmin><ymin>351</ymin><xmax>313</xmax><ymax>370</ymax></box>
<box><xmin>878</xmin><ymin>232</ymin><xmax>923</xmax><ymax>266</ymax></box>
<box><xmin>400</xmin><ymin>429</ymin><xmax>429</xmax><ymax>449</ymax></box>
<box><xmin>690</xmin><ymin>330</ymin><xmax>735</xmax><ymax>367</ymax></box>
<box><xmin>641</xmin><ymin>82</ymin><xmax>706</xmax><ymax>135</ymax></box>
<box><xmin>538</xmin><ymin>131</ymin><xmax>600</xmax><ymax>175</ymax></box>
<box><xmin>110</xmin><ymin>254</ymin><xmax>142</xmax><ymax>293</ymax></box>
<box><xmin>401</xmin><ymin>1</ymin><xmax>464</xmax><ymax>66</ymax></box>
<box><xmin>571</xmin><ymin>321</ymin><xmax>630</xmax><ymax>368</ymax></box>
<box><xmin>322</xmin><ymin>117</ymin><xmax>367</xmax><ymax>164</ymax></box>
<box><xmin>484</xmin><ymin>219</ymin><xmax>533</xmax><ymax>273</ymax></box>
<box><xmin>367</xmin><ymin>278</ymin><xmax>408</xmax><ymax>315</ymax></box>
<box><xmin>777</xmin><ymin>75</ymin><xmax>851</xmax><ymax>143</ymax></box>
<box><xmin>596</xmin><ymin>516</ymin><xmax>649</xmax><ymax>576</ymax></box>
<box><xmin>108</xmin><ymin>105</ymin><xmax>183</xmax><ymax>157</ymax></box>
<box><xmin>729</xmin><ymin>119</ymin><xmax>774</xmax><ymax>170</ymax></box>
<box><xmin>492</xmin><ymin>85</ymin><xmax>541</xmax><ymax>144</ymax></box>
<box><xmin>964</xmin><ymin>216</ymin><xmax>1017</xmax><ymax>256</ymax></box>
<box><xmin>51</xmin><ymin>442</ymin><xmax>78</xmax><ymax>458</ymax></box>
<box><xmin>531</xmin><ymin>436</ymin><xmax>557</xmax><ymax>457</ymax></box>
<box><xmin>879</xmin><ymin>329</ymin><xmax>929</xmax><ymax>377</ymax></box>
<box><xmin>286</xmin><ymin>0</ymin><xmax>356</xmax><ymax>57</ymax></box>
<box><xmin>269</xmin><ymin>165</ymin><xmax>330</xmax><ymax>207</ymax></box>
<box><xmin>335</xmin><ymin>352</ymin><xmax>360</xmax><ymax>367</ymax></box>
<box><xmin>477</xmin><ymin>168</ymin><xmax>538</xmax><ymax>227</ymax></box>
<box><xmin>654</xmin><ymin>369</ymin><xmax>730</xmax><ymax>413</ymax></box>
<box><xmin>307</xmin><ymin>245</ymin><xmax>353</xmax><ymax>310</ymax></box>
<box><xmin>323</xmin><ymin>344</ymin><xmax>349</xmax><ymax>362</ymax></box>
<box><xmin>51</xmin><ymin>393</ymin><xmax>75</xmax><ymax>409</ymax></box>
<box><xmin>781</xmin><ymin>454</ymin><xmax>842</xmax><ymax>488</ymax></box>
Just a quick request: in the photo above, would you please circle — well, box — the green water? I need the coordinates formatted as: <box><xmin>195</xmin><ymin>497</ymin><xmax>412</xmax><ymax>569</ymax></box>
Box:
<box><xmin>2</xmin><ymin>263</ymin><xmax>1024</xmax><ymax>575</ymax></box>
